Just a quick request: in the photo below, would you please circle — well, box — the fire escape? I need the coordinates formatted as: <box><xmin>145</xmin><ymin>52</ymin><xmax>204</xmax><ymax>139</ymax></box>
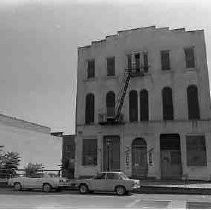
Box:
<box><xmin>99</xmin><ymin>52</ymin><xmax>149</xmax><ymax>125</ymax></box>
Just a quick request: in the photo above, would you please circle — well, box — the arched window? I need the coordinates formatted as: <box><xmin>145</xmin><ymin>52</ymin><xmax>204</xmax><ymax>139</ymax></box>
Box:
<box><xmin>187</xmin><ymin>85</ymin><xmax>200</xmax><ymax>120</ymax></box>
<box><xmin>140</xmin><ymin>89</ymin><xmax>149</xmax><ymax>121</ymax></box>
<box><xmin>85</xmin><ymin>93</ymin><xmax>94</xmax><ymax>124</ymax></box>
<box><xmin>162</xmin><ymin>87</ymin><xmax>174</xmax><ymax>120</ymax></box>
<box><xmin>129</xmin><ymin>90</ymin><xmax>138</xmax><ymax>122</ymax></box>
<box><xmin>106</xmin><ymin>91</ymin><xmax>115</xmax><ymax>117</ymax></box>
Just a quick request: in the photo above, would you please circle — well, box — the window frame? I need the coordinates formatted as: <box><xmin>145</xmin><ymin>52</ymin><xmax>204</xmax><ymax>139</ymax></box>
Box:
<box><xmin>186</xmin><ymin>135</ymin><xmax>207</xmax><ymax>166</ymax></box>
<box><xmin>184</xmin><ymin>47</ymin><xmax>195</xmax><ymax>69</ymax></box>
<box><xmin>82</xmin><ymin>139</ymin><xmax>98</xmax><ymax>166</ymax></box>
<box><xmin>87</xmin><ymin>59</ymin><xmax>95</xmax><ymax>79</ymax></box>
<box><xmin>106</xmin><ymin>91</ymin><xmax>115</xmax><ymax>118</ymax></box>
<box><xmin>187</xmin><ymin>85</ymin><xmax>200</xmax><ymax>120</ymax></box>
<box><xmin>162</xmin><ymin>87</ymin><xmax>174</xmax><ymax>120</ymax></box>
<box><xmin>160</xmin><ymin>50</ymin><xmax>170</xmax><ymax>71</ymax></box>
<box><xmin>106</xmin><ymin>57</ymin><xmax>115</xmax><ymax>76</ymax></box>
<box><xmin>85</xmin><ymin>93</ymin><xmax>95</xmax><ymax>124</ymax></box>
<box><xmin>129</xmin><ymin>90</ymin><xmax>138</xmax><ymax>122</ymax></box>
<box><xmin>140</xmin><ymin>89</ymin><xmax>149</xmax><ymax>121</ymax></box>
<box><xmin>143</xmin><ymin>52</ymin><xmax>149</xmax><ymax>73</ymax></box>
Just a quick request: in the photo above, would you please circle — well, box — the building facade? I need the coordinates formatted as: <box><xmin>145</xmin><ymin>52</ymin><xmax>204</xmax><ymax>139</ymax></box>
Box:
<box><xmin>75</xmin><ymin>26</ymin><xmax>211</xmax><ymax>180</ymax></box>
<box><xmin>0</xmin><ymin>114</ymin><xmax>62</xmax><ymax>170</ymax></box>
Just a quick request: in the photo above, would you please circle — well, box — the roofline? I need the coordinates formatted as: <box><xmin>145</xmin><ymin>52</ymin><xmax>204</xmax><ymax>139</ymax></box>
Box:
<box><xmin>78</xmin><ymin>26</ymin><xmax>204</xmax><ymax>50</ymax></box>
<box><xmin>0</xmin><ymin>113</ymin><xmax>50</xmax><ymax>134</ymax></box>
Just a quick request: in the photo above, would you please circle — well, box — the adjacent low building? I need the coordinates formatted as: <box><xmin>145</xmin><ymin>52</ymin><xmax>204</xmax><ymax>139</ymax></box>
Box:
<box><xmin>75</xmin><ymin>26</ymin><xmax>211</xmax><ymax>180</ymax></box>
<box><xmin>62</xmin><ymin>135</ymin><xmax>75</xmax><ymax>178</ymax></box>
<box><xmin>0</xmin><ymin>114</ymin><xmax>62</xmax><ymax>170</ymax></box>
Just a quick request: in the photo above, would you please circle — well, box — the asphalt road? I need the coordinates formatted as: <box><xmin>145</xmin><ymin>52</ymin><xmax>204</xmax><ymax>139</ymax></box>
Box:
<box><xmin>1</xmin><ymin>190</ymin><xmax>211</xmax><ymax>208</ymax></box>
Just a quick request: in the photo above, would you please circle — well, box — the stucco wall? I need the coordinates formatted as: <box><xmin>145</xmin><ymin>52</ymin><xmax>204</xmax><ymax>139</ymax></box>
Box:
<box><xmin>75</xmin><ymin>27</ymin><xmax>211</xmax><ymax>180</ymax></box>
<box><xmin>75</xmin><ymin>121</ymin><xmax>211</xmax><ymax>180</ymax></box>
<box><xmin>0</xmin><ymin>121</ymin><xmax>62</xmax><ymax>170</ymax></box>
<box><xmin>77</xmin><ymin>27</ymin><xmax>211</xmax><ymax>125</ymax></box>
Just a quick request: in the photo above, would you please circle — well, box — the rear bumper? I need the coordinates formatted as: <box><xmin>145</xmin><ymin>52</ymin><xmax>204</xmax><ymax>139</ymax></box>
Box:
<box><xmin>57</xmin><ymin>186</ymin><xmax>71</xmax><ymax>190</ymax></box>
<box><xmin>57</xmin><ymin>183</ymin><xmax>78</xmax><ymax>190</ymax></box>
<box><xmin>132</xmin><ymin>185</ymin><xmax>141</xmax><ymax>190</ymax></box>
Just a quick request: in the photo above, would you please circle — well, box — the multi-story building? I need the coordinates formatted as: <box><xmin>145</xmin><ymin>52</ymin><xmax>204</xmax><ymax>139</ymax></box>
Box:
<box><xmin>75</xmin><ymin>26</ymin><xmax>211</xmax><ymax>180</ymax></box>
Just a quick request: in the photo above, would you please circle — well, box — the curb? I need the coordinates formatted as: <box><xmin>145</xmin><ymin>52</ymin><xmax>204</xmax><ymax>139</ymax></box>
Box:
<box><xmin>136</xmin><ymin>186</ymin><xmax>211</xmax><ymax>195</ymax></box>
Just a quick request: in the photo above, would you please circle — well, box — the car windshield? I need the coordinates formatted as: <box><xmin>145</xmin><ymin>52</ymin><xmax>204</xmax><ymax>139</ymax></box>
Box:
<box><xmin>119</xmin><ymin>173</ymin><xmax>130</xmax><ymax>180</ymax></box>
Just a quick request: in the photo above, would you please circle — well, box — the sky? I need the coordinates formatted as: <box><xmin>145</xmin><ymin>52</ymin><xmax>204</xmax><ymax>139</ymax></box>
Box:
<box><xmin>0</xmin><ymin>0</ymin><xmax>211</xmax><ymax>134</ymax></box>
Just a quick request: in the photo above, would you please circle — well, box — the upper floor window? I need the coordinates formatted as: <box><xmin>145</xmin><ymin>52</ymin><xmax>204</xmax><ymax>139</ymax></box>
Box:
<box><xmin>85</xmin><ymin>93</ymin><xmax>95</xmax><ymax>124</ymax></box>
<box><xmin>107</xmin><ymin>57</ymin><xmax>115</xmax><ymax>76</ymax></box>
<box><xmin>106</xmin><ymin>91</ymin><xmax>115</xmax><ymax>118</ymax></box>
<box><xmin>127</xmin><ymin>52</ymin><xmax>149</xmax><ymax>73</ymax></box>
<box><xmin>161</xmin><ymin>50</ymin><xmax>170</xmax><ymax>70</ymax></box>
<box><xmin>127</xmin><ymin>54</ymin><xmax>132</xmax><ymax>70</ymax></box>
<box><xmin>143</xmin><ymin>52</ymin><xmax>149</xmax><ymax>73</ymax></box>
<box><xmin>87</xmin><ymin>59</ymin><xmax>95</xmax><ymax>78</ymax></box>
<box><xmin>129</xmin><ymin>90</ymin><xmax>138</xmax><ymax>122</ymax></box>
<box><xmin>140</xmin><ymin>89</ymin><xmax>149</xmax><ymax>121</ymax></box>
<box><xmin>184</xmin><ymin>47</ymin><xmax>195</xmax><ymax>68</ymax></box>
<box><xmin>187</xmin><ymin>85</ymin><xmax>200</xmax><ymax>120</ymax></box>
<box><xmin>135</xmin><ymin>53</ymin><xmax>140</xmax><ymax>72</ymax></box>
<box><xmin>162</xmin><ymin>87</ymin><xmax>174</xmax><ymax>120</ymax></box>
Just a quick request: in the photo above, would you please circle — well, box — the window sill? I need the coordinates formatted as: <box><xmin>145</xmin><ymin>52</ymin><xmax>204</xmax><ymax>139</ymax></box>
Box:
<box><xmin>160</xmin><ymin>69</ymin><xmax>174</xmax><ymax>73</ymax></box>
<box><xmin>83</xmin><ymin>77</ymin><xmax>97</xmax><ymax>82</ymax></box>
<box><xmin>84</xmin><ymin>123</ymin><xmax>95</xmax><ymax>126</ymax></box>
<box><xmin>105</xmin><ymin>75</ymin><xmax>118</xmax><ymax>80</ymax></box>
<box><xmin>131</xmin><ymin>72</ymin><xmax>151</xmax><ymax>78</ymax></box>
<box><xmin>184</xmin><ymin>67</ymin><xmax>197</xmax><ymax>72</ymax></box>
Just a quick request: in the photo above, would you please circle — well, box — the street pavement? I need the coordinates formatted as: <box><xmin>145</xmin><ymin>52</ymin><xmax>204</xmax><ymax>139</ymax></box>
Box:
<box><xmin>1</xmin><ymin>190</ymin><xmax>211</xmax><ymax>208</ymax></box>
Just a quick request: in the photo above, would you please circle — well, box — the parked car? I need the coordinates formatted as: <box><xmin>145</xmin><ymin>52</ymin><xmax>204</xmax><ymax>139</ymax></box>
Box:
<box><xmin>76</xmin><ymin>172</ymin><xmax>140</xmax><ymax>195</ymax></box>
<box><xmin>8</xmin><ymin>173</ymin><xmax>70</xmax><ymax>192</ymax></box>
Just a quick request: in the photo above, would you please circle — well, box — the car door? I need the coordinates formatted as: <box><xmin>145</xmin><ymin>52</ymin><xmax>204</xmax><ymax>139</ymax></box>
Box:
<box><xmin>105</xmin><ymin>173</ymin><xmax>120</xmax><ymax>191</ymax></box>
<box><xmin>91</xmin><ymin>173</ymin><xmax>107</xmax><ymax>191</ymax></box>
<box><xmin>23</xmin><ymin>177</ymin><xmax>36</xmax><ymax>188</ymax></box>
<box><xmin>34</xmin><ymin>174</ymin><xmax>46</xmax><ymax>189</ymax></box>
<box><xmin>24</xmin><ymin>174</ymin><xmax>43</xmax><ymax>189</ymax></box>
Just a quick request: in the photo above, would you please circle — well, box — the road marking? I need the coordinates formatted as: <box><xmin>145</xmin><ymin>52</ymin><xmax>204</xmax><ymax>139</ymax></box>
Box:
<box><xmin>126</xmin><ymin>199</ymin><xmax>141</xmax><ymax>208</ymax></box>
<box><xmin>167</xmin><ymin>200</ymin><xmax>186</xmax><ymax>209</ymax></box>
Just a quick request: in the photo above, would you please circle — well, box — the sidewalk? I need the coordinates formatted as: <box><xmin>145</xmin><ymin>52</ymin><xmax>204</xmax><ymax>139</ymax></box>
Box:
<box><xmin>138</xmin><ymin>180</ymin><xmax>211</xmax><ymax>194</ymax></box>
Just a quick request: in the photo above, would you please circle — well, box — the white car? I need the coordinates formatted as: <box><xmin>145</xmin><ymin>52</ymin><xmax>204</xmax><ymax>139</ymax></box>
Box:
<box><xmin>8</xmin><ymin>173</ymin><xmax>70</xmax><ymax>192</ymax></box>
<box><xmin>77</xmin><ymin>172</ymin><xmax>140</xmax><ymax>195</ymax></box>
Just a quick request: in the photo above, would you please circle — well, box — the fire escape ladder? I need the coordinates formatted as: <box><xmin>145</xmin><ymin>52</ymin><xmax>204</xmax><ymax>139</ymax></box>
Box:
<box><xmin>115</xmin><ymin>70</ymin><xmax>131</xmax><ymax>122</ymax></box>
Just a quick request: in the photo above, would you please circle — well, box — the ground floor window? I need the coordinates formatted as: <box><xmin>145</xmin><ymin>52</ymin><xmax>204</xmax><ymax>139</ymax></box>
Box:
<box><xmin>82</xmin><ymin>139</ymin><xmax>97</xmax><ymax>166</ymax></box>
<box><xmin>186</xmin><ymin>135</ymin><xmax>207</xmax><ymax>166</ymax></box>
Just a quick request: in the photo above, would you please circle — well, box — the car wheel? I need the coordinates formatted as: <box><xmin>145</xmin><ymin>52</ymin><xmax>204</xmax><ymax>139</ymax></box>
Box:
<box><xmin>14</xmin><ymin>182</ymin><xmax>22</xmax><ymax>191</ymax></box>
<box><xmin>79</xmin><ymin>184</ymin><xmax>89</xmax><ymax>194</ymax></box>
<box><xmin>42</xmin><ymin>183</ymin><xmax>52</xmax><ymax>193</ymax></box>
<box><xmin>116</xmin><ymin>186</ymin><xmax>126</xmax><ymax>196</ymax></box>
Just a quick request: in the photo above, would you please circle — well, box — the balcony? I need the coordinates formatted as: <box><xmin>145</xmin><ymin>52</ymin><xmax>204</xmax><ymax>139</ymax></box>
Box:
<box><xmin>126</xmin><ymin>64</ymin><xmax>149</xmax><ymax>78</ymax></box>
<box><xmin>98</xmin><ymin>113</ymin><xmax>124</xmax><ymax>125</ymax></box>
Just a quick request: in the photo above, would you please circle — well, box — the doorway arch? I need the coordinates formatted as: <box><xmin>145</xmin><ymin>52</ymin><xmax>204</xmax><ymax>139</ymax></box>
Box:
<box><xmin>132</xmin><ymin>138</ymin><xmax>148</xmax><ymax>179</ymax></box>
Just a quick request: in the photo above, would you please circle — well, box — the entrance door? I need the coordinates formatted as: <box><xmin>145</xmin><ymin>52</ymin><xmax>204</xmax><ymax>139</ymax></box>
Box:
<box><xmin>160</xmin><ymin>134</ymin><xmax>182</xmax><ymax>179</ymax></box>
<box><xmin>132</xmin><ymin>138</ymin><xmax>148</xmax><ymax>179</ymax></box>
<box><xmin>103</xmin><ymin>136</ymin><xmax>120</xmax><ymax>171</ymax></box>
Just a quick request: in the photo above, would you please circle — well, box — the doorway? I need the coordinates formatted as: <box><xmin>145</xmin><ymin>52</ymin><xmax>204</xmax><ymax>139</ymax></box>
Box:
<box><xmin>132</xmin><ymin>138</ymin><xmax>148</xmax><ymax>179</ymax></box>
<box><xmin>103</xmin><ymin>136</ymin><xmax>120</xmax><ymax>171</ymax></box>
<box><xmin>160</xmin><ymin>134</ymin><xmax>182</xmax><ymax>179</ymax></box>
